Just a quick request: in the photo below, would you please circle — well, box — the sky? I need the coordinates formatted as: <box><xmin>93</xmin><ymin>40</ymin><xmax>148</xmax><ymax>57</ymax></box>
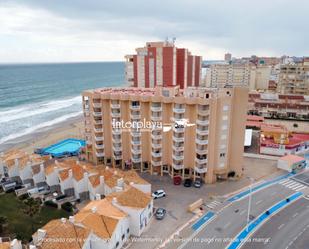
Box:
<box><xmin>0</xmin><ymin>0</ymin><xmax>308</xmax><ymax>63</ymax></box>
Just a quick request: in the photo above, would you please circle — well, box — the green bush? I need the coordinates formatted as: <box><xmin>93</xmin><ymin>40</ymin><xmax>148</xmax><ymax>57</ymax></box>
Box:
<box><xmin>61</xmin><ymin>202</ymin><xmax>73</xmax><ymax>213</ymax></box>
<box><xmin>18</xmin><ymin>194</ymin><xmax>29</xmax><ymax>200</ymax></box>
<box><xmin>44</xmin><ymin>200</ymin><xmax>58</xmax><ymax>208</ymax></box>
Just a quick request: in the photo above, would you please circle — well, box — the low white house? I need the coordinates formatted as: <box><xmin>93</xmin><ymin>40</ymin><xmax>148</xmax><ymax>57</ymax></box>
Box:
<box><xmin>32</xmin><ymin>163</ymin><xmax>46</xmax><ymax>188</ymax></box>
<box><xmin>59</xmin><ymin>168</ymin><xmax>74</xmax><ymax>196</ymax></box>
<box><xmin>0</xmin><ymin>239</ymin><xmax>22</xmax><ymax>249</ymax></box>
<box><xmin>277</xmin><ymin>154</ymin><xmax>306</xmax><ymax>172</ymax></box>
<box><xmin>107</xmin><ymin>186</ymin><xmax>153</xmax><ymax>237</ymax></box>
<box><xmin>88</xmin><ymin>174</ymin><xmax>105</xmax><ymax>200</ymax></box>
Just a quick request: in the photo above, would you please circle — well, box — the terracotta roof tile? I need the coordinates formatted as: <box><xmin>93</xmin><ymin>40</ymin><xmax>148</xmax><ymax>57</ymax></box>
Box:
<box><xmin>0</xmin><ymin>242</ymin><xmax>10</xmax><ymax>249</ymax></box>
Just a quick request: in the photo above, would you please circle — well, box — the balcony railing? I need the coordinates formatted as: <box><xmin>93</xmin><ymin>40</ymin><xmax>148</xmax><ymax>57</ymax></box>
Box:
<box><xmin>131</xmin><ymin>113</ymin><xmax>141</xmax><ymax>120</ymax></box>
<box><xmin>151</xmin><ymin>115</ymin><xmax>162</xmax><ymax>121</ymax></box>
<box><xmin>96</xmin><ymin>152</ymin><xmax>105</xmax><ymax>157</ymax></box>
<box><xmin>95</xmin><ymin>144</ymin><xmax>104</xmax><ymax>149</ymax></box>
<box><xmin>132</xmin><ymin>157</ymin><xmax>142</xmax><ymax>163</ymax></box>
<box><xmin>151</xmin><ymin>160</ymin><xmax>162</xmax><ymax>167</ymax></box>
<box><xmin>94</xmin><ymin>128</ymin><xmax>103</xmax><ymax>133</ymax></box>
<box><xmin>172</xmin><ymin>154</ymin><xmax>184</xmax><ymax>161</ymax></box>
<box><xmin>112</xmin><ymin>129</ymin><xmax>121</xmax><ymax>135</ymax></box>
<box><xmin>172</xmin><ymin>145</ymin><xmax>184</xmax><ymax>151</ymax></box>
<box><xmin>172</xmin><ymin>163</ymin><xmax>184</xmax><ymax>170</ymax></box>
<box><xmin>94</xmin><ymin>119</ymin><xmax>103</xmax><ymax>125</ymax></box>
<box><xmin>173</xmin><ymin>107</ymin><xmax>185</xmax><ymax>114</ymax></box>
<box><xmin>198</xmin><ymin>109</ymin><xmax>210</xmax><ymax>116</ymax></box>
<box><xmin>152</xmin><ymin>143</ymin><xmax>162</xmax><ymax>149</ymax></box>
<box><xmin>151</xmin><ymin>133</ymin><xmax>162</xmax><ymax>140</ymax></box>
<box><xmin>131</xmin><ymin>140</ymin><xmax>141</xmax><ymax>146</ymax></box>
<box><xmin>93</xmin><ymin>112</ymin><xmax>102</xmax><ymax>117</ymax></box>
<box><xmin>196</xmin><ymin>119</ymin><xmax>209</xmax><ymax>126</ymax></box>
<box><xmin>173</xmin><ymin>136</ymin><xmax>185</xmax><ymax>143</ymax></box>
<box><xmin>173</xmin><ymin>126</ymin><xmax>185</xmax><ymax>133</ymax></box>
<box><xmin>86</xmin><ymin>140</ymin><xmax>92</xmax><ymax>145</ymax></box>
<box><xmin>151</xmin><ymin>106</ymin><xmax>162</xmax><ymax>112</ymax></box>
<box><xmin>151</xmin><ymin>152</ymin><xmax>162</xmax><ymax>158</ymax></box>
<box><xmin>131</xmin><ymin>148</ymin><xmax>141</xmax><ymax>154</ymax></box>
<box><xmin>194</xmin><ymin>166</ymin><xmax>207</xmax><ymax>174</ymax></box>
<box><xmin>95</xmin><ymin>136</ymin><xmax>104</xmax><ymax>142</ymax></box>
<box><xmin>111</xmin><ymin>112</ymin><xmax>121</xmax><ymax>118</ymax></box>
<box><xmin>195</xmin><ymin>158</ymin><xmax>208</xmax><ymax>164</ymax></box>
<box><xmin>195</xmin><ymin>138</ymin><xmax>208</xmax><ymax>145</ymax></box>
<box><xmin>196</xmin><ymin>129</ymin><xmax>209</xmax><ymax>136</ymax></box>
<box><xmin>111</xmin><ymin>103</ymin><xmax>120</xmax><ymax>109</ymax></box>
<box><xmin>196</xmin><ymin>148</ymin><xmax>207</xmax><ymax>155</ymax></box>
<box><xmin>131</xmin><ymin>131</ymin><xmax>141</xmax><ymax>137</ymax></box>
<box><xmin>113</xmin><ymin>154</ymin><xmax>122</xmax><ymax>160</ymax></box>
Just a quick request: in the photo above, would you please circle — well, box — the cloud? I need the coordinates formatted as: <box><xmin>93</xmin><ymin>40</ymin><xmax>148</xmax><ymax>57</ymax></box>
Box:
<box><xmin>0</xmin><ymin>0</ymin><xmax>308</xmax><ymax>62</ymax></box>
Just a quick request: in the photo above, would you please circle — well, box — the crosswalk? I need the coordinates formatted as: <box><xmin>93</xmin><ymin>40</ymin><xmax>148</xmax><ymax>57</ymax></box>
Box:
<box><xmin>278</xmin><ymin>178</ymin><xmax>308</xmax><ymax>192</ymax></box>
<box><xmin>206</xmin><ymin>200</ymin><xmax>221</xmax><ymax>209</ymax></box>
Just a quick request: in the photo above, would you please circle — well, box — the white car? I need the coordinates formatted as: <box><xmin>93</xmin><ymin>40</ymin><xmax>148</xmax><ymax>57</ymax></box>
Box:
<box><xmin>152</xmin><ymin>190</ymin><xmax>166</xmax><ymax>199</ymax></box>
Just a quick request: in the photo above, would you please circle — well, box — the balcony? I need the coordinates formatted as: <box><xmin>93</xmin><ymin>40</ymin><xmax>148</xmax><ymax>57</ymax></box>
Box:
<box><xmin>196</xmin><ymin>119</ymin><xmax>209</xmax><ymax>126</ymax></box>
<box><xmin>132</xmin><ymin>157</ymin><xmax>142</xmax><ymax>163</ymax></box>
<box><xmin>172</xmin><ymin>154</ymin><xmax>184</xmax><ymax>161</ymax></box>
<box><xmin>152</xmin><ymin>125</ymin><xmax>162</xmax><ymax>131</ymax></box>
<box><xmin>131</xmin><ymin>140</ymin><xmax>141</xmax><ymax>146</ymax></box>
<box><xmin>196</xmin><ymin>148</ymin><xmax>208</xmax><ymax>155</ymax></box>
<box><xmin>198</xmin><ymin>109</ymin><xmax>210</xmax><ymax>116</ymax></box>
<box><xmin>113</xmin><ymin>154</ymin><xmax>122</xmax><ymax>160</ymax></box>
<box><xmin>196</xmin><ymin>138</ymin><xmax>208</xmax><ymax>145</ymax></box>
<box><xmin>113</xmin><ymin>145</ymin><xmax>122</xmax><ymax>152</ymax></box>
<box><xmin>131</xmin><ymin>148</ymin><xmax>141</xmax><ymax>154</ymax></box>
<box><xmin>151</xmin><ymin>133</ymin><xmax>162</xmax><ymax>140</ymax></box>
<box><xmin>112</xmin><ymin>129</ymin><xmax>121</xmax><ymax>135</ymax></box>
<box><xmin>94</xmin><ymin>119</ymin><xmax>103</xmax><ymax>125</ymax></box>
<box><xmin>151</xmin><ymin>115</ymin><xmax>162</xmax><ymax>121</ymax></box>
<box><xmin>93</xmin><ymin>112</ymin><xmax>102</xmax><ymax>117</ymax></box>
<box><xmin>95</xmin><ymin>136</ymin><xmax>104</xmax><ymax>142</ymax></box>
<box><xmin>95</xmin><ymin>144</ymin><xmax>104</xmax><ymax>149</ymax></box>
<box><xmin>111</xmin><ymin>112</ymin><xmax>121</xmax><ymax>118</ymax></box>
<box><xmin>173</xmin><ymin>107</ymin><xmax>185</xmax><ymax>114</ymax></box>
<box><xmin>130</xmin><ymin>105</ymin><xmax>140</xmax><ymax>111</ymax></box>
<box><xmin>94</xmin><ymin>128</ymin><xmax>103</xmax><ymax>133</ymax></box>
<box><xmin>93</xmin><ymin>102</ymin><xmax>101</xmax><ymax>108</ymax></box>
<box><xmin>131</xmin><ymin>113</ymin><xmax>141</xmax><ymax>120</ymax></box>
<box><xmin>172</xmin><ymin>145</ymin><xmax>184</xmax><ymax>151</ymax></box>
<box><xmin>151</xmin><ymin>152</ymin><xmax>162</xmax><ymax>158</ymax></box>
<box><xmin>96</xmin><ymin>152</ymin><xmax>105</xmax><ymax>157</ymax></box>
<box><xmin>151</xmin><ymin>106</ymin><xmax>162</xmax><ymax>112</ymax></box>
<box><xmin>173</xmin><ymin>136</ymin><xmax>185</xmax><ymax>143</ymax></box>
<box><xmin>172</xmin><ymin>163</ymin><xmax>184</xmax><ymax>170</ymax></box>
<box><xmin>131</xmin><ymin>131</ymin><xmax>141</xmax><ymax>137</ymax></box>
<box><xmin>84</xmin><ymin>111</ymin><xmax>90</xmax><ymax>117</ymax></box>
<box><xmin>151</xmin><ymin>160</ymin><xmax>162</xmax><ymax>167</ymax></box>
<box><xmin>196</xmin><ymin>129</ymin><xmax>209</xmax><ymax>136</ymax></box>
<box><xmin>194</xmin><ymin>166</ymin><xmax>207</xmax><ymax>174</ymax></box>
<box><xmin>111</xmin><ymin>103</ymin><xmax>120</xmax><ymax>109</ymax></box>
<box><xmin>195</xmin><ymin>158</ymin><xmax>208</xmax><ymax>164</ymax></box>
<box><xmin>152</xmin><ymin>143</ymin><xmax>162</xmax><ymax>149</ymax></box>
<box><xmin>86</xmin><ymin>140</ymin><xmax>92</xmax><ymax>145</ymax></box>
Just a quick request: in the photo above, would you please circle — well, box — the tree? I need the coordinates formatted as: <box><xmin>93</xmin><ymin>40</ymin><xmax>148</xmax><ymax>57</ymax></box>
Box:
<box><xmin>22</xmin><ymin>198</ymin><xmax>41</xmax><ymax>233</ymax></box>
<box><xmin>0</xmin><ymin>216</ymin><xmax>8</xmax><ymax>234</ymax></box>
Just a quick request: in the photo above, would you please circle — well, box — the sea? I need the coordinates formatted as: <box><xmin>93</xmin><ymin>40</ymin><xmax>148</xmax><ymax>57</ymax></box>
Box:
<box><xmin>0</xmin><ymin>62</ymin><xmax>125</xmax><ymax>148</ymax></box>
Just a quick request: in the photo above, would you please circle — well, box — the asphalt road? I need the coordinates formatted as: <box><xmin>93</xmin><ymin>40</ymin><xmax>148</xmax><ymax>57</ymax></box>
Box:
<box><xmin>180</xmin><ymin>184</ymin><xmax>296</xmax><ymax>249</ymax></box>
<box><xmin>241</xmin><ymin>197</ymin><xmax>309</xmax><ymax>249</ymax></box>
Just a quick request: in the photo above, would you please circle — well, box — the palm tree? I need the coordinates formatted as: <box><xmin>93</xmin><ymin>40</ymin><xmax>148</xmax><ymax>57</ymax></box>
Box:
<box><xmin>0</xmin><ymin>216</ymin><xmax>8</xmax><ymax>234</ymax></box>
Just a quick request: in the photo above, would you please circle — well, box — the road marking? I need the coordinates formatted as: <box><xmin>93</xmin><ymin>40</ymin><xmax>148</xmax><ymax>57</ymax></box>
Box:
<box><xmin>279</xmin><ymin>179</ymin><xmax>307</xmax><ymax>192</ymax></box>
<box><xmin>278</xmin><ymin>223</ymin><xmax>285</xmax><ymax>230</ymax></box>
<box><xmin>284</xmin><ymin>224</ymin><xmax>309</xmax><ymax>249</ymax></box>
<box><xmin>255</xmin><ymin>200</ymin><xmax>263</xmax><ymax>205</ymax></box>
<box><xmin>240</xmin><ymin>210</ymin><xmax>246</xmax><ymax>215</ymax></box>
<box><xmin>292</xmin><ymin>212</ymin><xmax>298</xmax><ymax>218</ymax></box>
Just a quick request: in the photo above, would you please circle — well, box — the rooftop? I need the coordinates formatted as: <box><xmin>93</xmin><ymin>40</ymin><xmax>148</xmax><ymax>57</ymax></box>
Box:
<box><xmin>280</xmin><ymin>154</ymin><xmax>305</xmax><ymax>164</ymax></box>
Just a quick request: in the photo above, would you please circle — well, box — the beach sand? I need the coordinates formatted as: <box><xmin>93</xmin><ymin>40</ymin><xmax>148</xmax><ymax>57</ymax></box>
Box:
<box><xmin>0</xmin><ymin>116</ymin><xmax>84</xmax><ymax>153</ymax></box>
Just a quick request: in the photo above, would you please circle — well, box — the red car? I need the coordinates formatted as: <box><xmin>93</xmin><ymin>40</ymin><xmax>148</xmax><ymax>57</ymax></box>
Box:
<box><xmin>173</xmin><ymin>176</ymin><xmax>182</xmax><ymax>185</ymax></box>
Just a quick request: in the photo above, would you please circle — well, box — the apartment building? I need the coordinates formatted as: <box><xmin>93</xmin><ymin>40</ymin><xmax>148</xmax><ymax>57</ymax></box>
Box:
<box><xmin>205</xmin><ymin>63</ymin><xmax>271</xmax><ymax>91</ymax></box>
<box><xmin>82</xmin><ymin>85</ymin><xmax>248</xmax><ymax>184</ymax></box>
<box><xmin>125</xmin><ymin>41</ymin><xmax>202</xmax><ymax>89</ymax></box>
<box><xmin>278</xmin><ymin>58</ymin><xmax>309</xmax><ymax>95</ymax></box>
<box><xmin>248</xmin><ymin>92</ymin><xmax>309</xmax><ymax>120</ymax></box>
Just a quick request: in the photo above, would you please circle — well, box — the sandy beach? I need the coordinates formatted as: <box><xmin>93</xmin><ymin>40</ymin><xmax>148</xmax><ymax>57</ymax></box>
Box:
<box><xmin>0</xmin><ymin>116</ymin><xmax>84</xmax><ymax>153</ymax></box>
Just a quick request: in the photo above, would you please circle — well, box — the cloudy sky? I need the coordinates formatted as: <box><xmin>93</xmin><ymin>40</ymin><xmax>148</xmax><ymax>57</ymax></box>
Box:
<box><xmin>0</xmin><ymin>0</ymin><xmax>308</xmax><ymax>63</ymax></box>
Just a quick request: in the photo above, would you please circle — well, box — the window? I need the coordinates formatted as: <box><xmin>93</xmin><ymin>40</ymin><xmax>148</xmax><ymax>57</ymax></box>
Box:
<box><xmin>116</xmin><ymin>241</ymin><xmax>119</xmax><ymax>248</ymax></box>
<box><xmin>148</xmin><ymin>204</ymin><xmax>151</xmax><ymax>209</ymax></box>
<box><xmin>122</xmin><ymin>234</ymin><xmax>125</xmax><ymax>240</ymax></box>
<box><xmin>127</xmin><ymin>228</ymin><xmax>130</xmax><ymax>234</ymax></box>
<box><xmin>220</xmin><ymin>153</ymin><xmax>226</xmax><ymax>158</ymax></box>
<box><xmin>223</xmin><ymin>105</ymin><xmax>229</xmax><ymax>111</ymax></box>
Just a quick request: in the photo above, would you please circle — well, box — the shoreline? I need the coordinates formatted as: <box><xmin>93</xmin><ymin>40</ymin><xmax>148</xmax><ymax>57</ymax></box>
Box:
<box><xmin>0</xmin><ymin>115</ymin><xmax>84</xmax><ymax>153</ymax></box>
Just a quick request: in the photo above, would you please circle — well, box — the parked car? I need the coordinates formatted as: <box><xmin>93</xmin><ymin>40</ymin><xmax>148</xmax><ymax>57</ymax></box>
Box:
<box><xmin>194</xmin><ymin>179</ymin><xmax>202</xmax><ymax>188</ymax></box>
<box><xmin>152</xmin><ymin>190</ymin><xmax>166</xmax><ymax>199</ymax></box>
<box><xmin>173</xmin><ymin>175</ymin><xmax>182</xmax><ymax>185</ymax></box>
<box><xmin>155</xmin><ymin>208</ymin><xmax>166</xmax><ymax>220</ymax></box>
<box><xmin>183</xmin><ymin>178</ymin><xmax>192</xmax><ymax>187</ymax></box>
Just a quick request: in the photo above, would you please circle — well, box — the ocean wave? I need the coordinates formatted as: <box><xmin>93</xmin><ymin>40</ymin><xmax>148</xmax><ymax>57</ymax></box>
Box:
<box><xmin>0</xmin><ymin>111</ymin><xmax>82</xmax><ymax>145</ymax></box>
<box><xmin>0</xmin><ymin>96</ymin><xmax>82</xmax><ymax>123</ymax></box>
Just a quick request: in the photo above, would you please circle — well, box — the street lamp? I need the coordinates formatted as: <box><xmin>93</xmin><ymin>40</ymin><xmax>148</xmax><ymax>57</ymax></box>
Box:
<box><xmin>246</xmin><ymin>177</ymin><xmax>255</xmax><ymax>232</ymax></box>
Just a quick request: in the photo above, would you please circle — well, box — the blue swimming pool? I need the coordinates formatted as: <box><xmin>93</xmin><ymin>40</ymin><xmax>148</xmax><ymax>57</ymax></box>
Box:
<box><xmin>41</xmin><ymin>138</ymin><xmax>85</xmax><ymax>157</ymax></box>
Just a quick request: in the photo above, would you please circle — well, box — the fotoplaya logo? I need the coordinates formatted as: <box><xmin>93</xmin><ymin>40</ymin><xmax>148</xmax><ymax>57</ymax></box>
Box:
<box><xmin>112</xmin><ymin>118</ymin><xmax>195</xmax><ymax>132</ymax></box>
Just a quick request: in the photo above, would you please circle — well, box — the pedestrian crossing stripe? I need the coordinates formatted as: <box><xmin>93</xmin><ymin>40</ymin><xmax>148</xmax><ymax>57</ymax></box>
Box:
<box><xmin>279</xmin><ymin>179</ymin><xmax>308</xmax><ymax>192</ymax></box>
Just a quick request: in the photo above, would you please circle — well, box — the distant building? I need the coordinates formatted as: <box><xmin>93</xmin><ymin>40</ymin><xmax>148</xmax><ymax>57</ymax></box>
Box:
<box><xmin>278</xmin><ymin>58</ymin><xmax>309</xmax><ymax>95</ymax></box>
<box><xmin>224</xmin><ymin>53</ymin><xmax>232</xmax><ymax>62</ymax></box>
<box><xmin>125</xmin><ymin>41</ymin><xmax>202</xmax><ymax>89</ymax></box>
